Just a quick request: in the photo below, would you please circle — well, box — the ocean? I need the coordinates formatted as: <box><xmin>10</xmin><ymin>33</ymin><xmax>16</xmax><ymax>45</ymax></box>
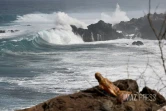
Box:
<box><xmin>0</xmin><ymin>0</ymin><xmax>166</xmax><ymax>110</ymax></box>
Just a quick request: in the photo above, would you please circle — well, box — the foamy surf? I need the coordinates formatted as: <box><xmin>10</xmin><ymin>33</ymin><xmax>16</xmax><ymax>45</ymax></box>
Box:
<box><xmin>0</xmin><ymin>40</ymin><xmax>165</xmax><ymax>95</ymax></box>
<box><xmin>0</xmin><ymin>2</ymin><xmax>166</xmax><ymax>111</ymax></box>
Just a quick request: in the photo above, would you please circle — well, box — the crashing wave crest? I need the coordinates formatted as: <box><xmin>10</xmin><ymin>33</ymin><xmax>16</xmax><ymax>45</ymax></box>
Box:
<box><xmin>37</xmin><ymin>12</ymin><xmax>85</xmax><ymax>45</ymax></box>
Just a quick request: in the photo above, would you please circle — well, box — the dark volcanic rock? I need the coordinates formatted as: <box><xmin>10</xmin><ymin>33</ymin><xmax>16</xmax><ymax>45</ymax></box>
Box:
<box><xmin>0</xmin><ymin>30</ymin><xmax>19</xmax><ymax>33</ymax></box>
<box><xmin>140</xmin><ymin>86</ymin><xmax>166</xmax><ymax>104</ymax></box>
<box><xmin>10</xmin><ymin>30</ymin><xmax>19</xmax><ymax>33</ymax></box>
<box><xmin>132</xmin><ymin>41</ymin><xmax>144</xmax><ymax>46</ymax></box>
<box><xmin>71</xmin><ymin>20</ymin><xmax>123</xmax><ymax>42</ymax></box>
<box><xmin>113</xmin><ymin>79</ymin><xmax>139</xmax><ymax>93</ymax></box>
<box><xmin>17</xmin><ymin>79</ymin><xmax>166</xmax><ymax>111</ymax></box>
<box><xmin>0</xmin><ymin>30</ymin><xmax>5</xmax><ymax>33</ymax></box>
<box><xmin>114</xmin><ymin>13</ymin><xmax>166</xmax><ymax>40</ymax></box>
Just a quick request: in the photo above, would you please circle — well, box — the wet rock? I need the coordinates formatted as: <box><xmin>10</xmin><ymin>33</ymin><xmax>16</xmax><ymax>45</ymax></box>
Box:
<box><xmin>140</xmin><ymin>86</ymin><xmax>166</xmax><ymax>104</ymax></box>
<box><xmin>0</xmin><ymin>30</ymin><xmax>19</xmax><ymax>33</ymax></box>
<box><xmin>100</xmin><ymin>100</ymin><xmax>113</xmax><ymax>111</ymax></box>
<box><xmin>10</xmin><ymin>30</ymin><xmax>19</xmax><ymax>33</ymax></box>
<box><xmin>124</xmin><ymin>100</ymin><xmax>160</xmax><ymax>111</ymax></box>
<box><xmin>113</xmin><ymin>79</ymin><xmax>139</xmax><ymax>93</ymax></box>
<box><xmin>0</xmin><ymin>30</ymin><xmax>5</xmax><ymax>33</ymax></box>
<box><xmin>132</xmin><ymin>41</ymin><xmax>144</xmax><ymax>46</ymax></box>
<box><xmin>71</xmin><ymin>20</ymin><xmax>124</xmax><ymax>42</ymax></box>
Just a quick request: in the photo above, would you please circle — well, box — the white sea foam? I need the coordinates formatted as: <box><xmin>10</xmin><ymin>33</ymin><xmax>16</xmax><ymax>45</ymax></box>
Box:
<box><xmin>15</xmin><ymin>12</ymin><xmax>57</xmax><ymax>23</ymax></box>
<box><xmin>116</xmin><ymin>30</ymin><xmax>122</xmax><ymax>33</ymax></box>
<box><xmin>55</xmin><ymin>12</ymin><xmax>87</xmax><ymax>29</ymax></box>
<box><xmin>0</xmin><ymin>40</ymin><xmax>165</xmax><ymax>96</ymax></box>
<box><xmin>14</xmin><ymin>12</ymin><xmax>86</xmax><ymax>28</ymax></box>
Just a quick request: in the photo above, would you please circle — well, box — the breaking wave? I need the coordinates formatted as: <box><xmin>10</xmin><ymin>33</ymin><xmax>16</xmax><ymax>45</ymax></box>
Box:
<box><xmin>0</xmin><ymin>12</ymin><xmax>86</xmax><ymax>53</ymax></box>
<box><xmin>37</xmin><ymin>12</ymin><xmax>85</xmax><ymax>45</ymax></box>
<box><xmin>14</xmin><ymin>12</ymin><xmax>87</xmax><ymax>29</ymax></box>
<box><xmin>0</xmin><ymin>31</ymin><xmax>84</xmax><ymax>53</ymax></box>
<box><xmin>0</xmin><ymin>4</ymin><xmax>130</xmax><ymax>52</ymax></box>
<box><xmin>38</xmin><ymin>29</ymin><xmax>84</xmax><ymax>45</ymax></box>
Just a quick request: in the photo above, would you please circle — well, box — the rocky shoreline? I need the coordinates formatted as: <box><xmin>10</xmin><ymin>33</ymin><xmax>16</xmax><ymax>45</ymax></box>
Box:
<box><xmin>16</xmin><ymin>79</ymin><xmax>166</xmax><ymax>111</ymax></box>
<box><xmin>71</xmin><ymin>13</ymin><xmax>165</xmax><ymax>41</ymax></box>
<box><xmin>1</xmin><ymin>13</ymin><xmax>165</xmax><ymax>42</ymax></box>
<box><xmin>71</xmin><ymin>20</ymin><xmax>123</xmax><ymax>42</ymax></box>
<box><xmin>113</xmin><ymin>13</ymin><xmax>166</xmax><ymax>39</ymax></box>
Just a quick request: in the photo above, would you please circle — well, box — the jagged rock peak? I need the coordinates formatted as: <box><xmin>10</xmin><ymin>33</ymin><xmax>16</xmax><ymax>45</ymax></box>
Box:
<box><xmin>88</xmin><ymin>20</ymin><xmax>112</xmax><ymax>29</ymax></box>
<box><xmin>97</xmin><ymin>20</ymin><xmax>111</xmax><ymax>26</ymax></box>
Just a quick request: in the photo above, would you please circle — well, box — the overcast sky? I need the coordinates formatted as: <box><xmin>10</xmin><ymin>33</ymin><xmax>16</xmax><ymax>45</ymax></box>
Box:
<box><xmin>0</xmin><ymin>0</ymin><xmax>165</xmax><ymax>15</ymax></box>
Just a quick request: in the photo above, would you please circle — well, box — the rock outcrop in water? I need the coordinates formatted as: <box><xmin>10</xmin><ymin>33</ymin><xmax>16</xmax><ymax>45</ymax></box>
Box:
<box><xmin>132</xmin><ymin>41</ymin><xmax>144</xmax><ymax>46</ymax></box>
<box><xmin>113</xmin><ymin>13</ymin><xmax>166</xmax><ymax>39</ymax></box>
<box><xmin>71</xmin><ymin>20</ymin><xmax>123</xmax><ymax>42</ymax></box>
<box><xmin>17</xmin><ymin>79</ymin><xmax>166</xmax><ymax>111</ymax></box>
<box><xmin>0</xmin><ymin>29</ymin><xmax>19</xmax><ymax>33</ymax></box>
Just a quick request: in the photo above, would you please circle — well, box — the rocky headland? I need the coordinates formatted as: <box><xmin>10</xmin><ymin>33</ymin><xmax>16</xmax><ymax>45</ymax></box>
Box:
<box><xmin>17</xmin><ymin>79</ymin><xmax>166</xmax><ymax>111</ymax></box>
<box><xmin>71</xmin><ymin>20</ymin><xmax>123</xmax><ymax>42</ymax></box>
<box><xmin>113</xmin><ymin>13</ymin><xmax>166</xmax><ymax>39</ymax></box>
<box><xmin>1</xmin><ymin>13</ymin><xmax>165</xmax><ymax>42</ymax></box>
<box><xmin>71</xmin><ymin>13</ymin><xmax>165</xmax><ymax>41</ymax></box>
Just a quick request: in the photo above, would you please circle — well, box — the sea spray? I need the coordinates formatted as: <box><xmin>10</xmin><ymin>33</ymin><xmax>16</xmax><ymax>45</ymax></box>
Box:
<box><xmin>37</xmin><ymin>12</ymin><xmax>85</xmax><ymax>45</ymax></box>
<box><xmin>100</xmin><ymin>4</ymin><xmax>130</xmax><ymax>25</ymax></box>
<box><xmin>15</xmin><ymin>12</ymin><xmax>57</xmax><ymax>23</ymax></box>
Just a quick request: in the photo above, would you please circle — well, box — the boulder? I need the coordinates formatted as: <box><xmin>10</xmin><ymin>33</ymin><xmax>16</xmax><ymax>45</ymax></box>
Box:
<box><xmin>132</xmin><ymin>41</ymin><xmax>144</xmax><ymax>46</ymax></box>
<box><xmin>10</xmin><ymin>30</ymin><xmax>19</xmax><ymax>33</ymax></box>
<box><xmin>140</xmin><ymin>86</ymin><xmax>166</xmax><ymax>104</ymax></box>
<box><xmin>113</xmin><ymin>79</ymin><xmax>139</xmax><ymax>93</ymax></box>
